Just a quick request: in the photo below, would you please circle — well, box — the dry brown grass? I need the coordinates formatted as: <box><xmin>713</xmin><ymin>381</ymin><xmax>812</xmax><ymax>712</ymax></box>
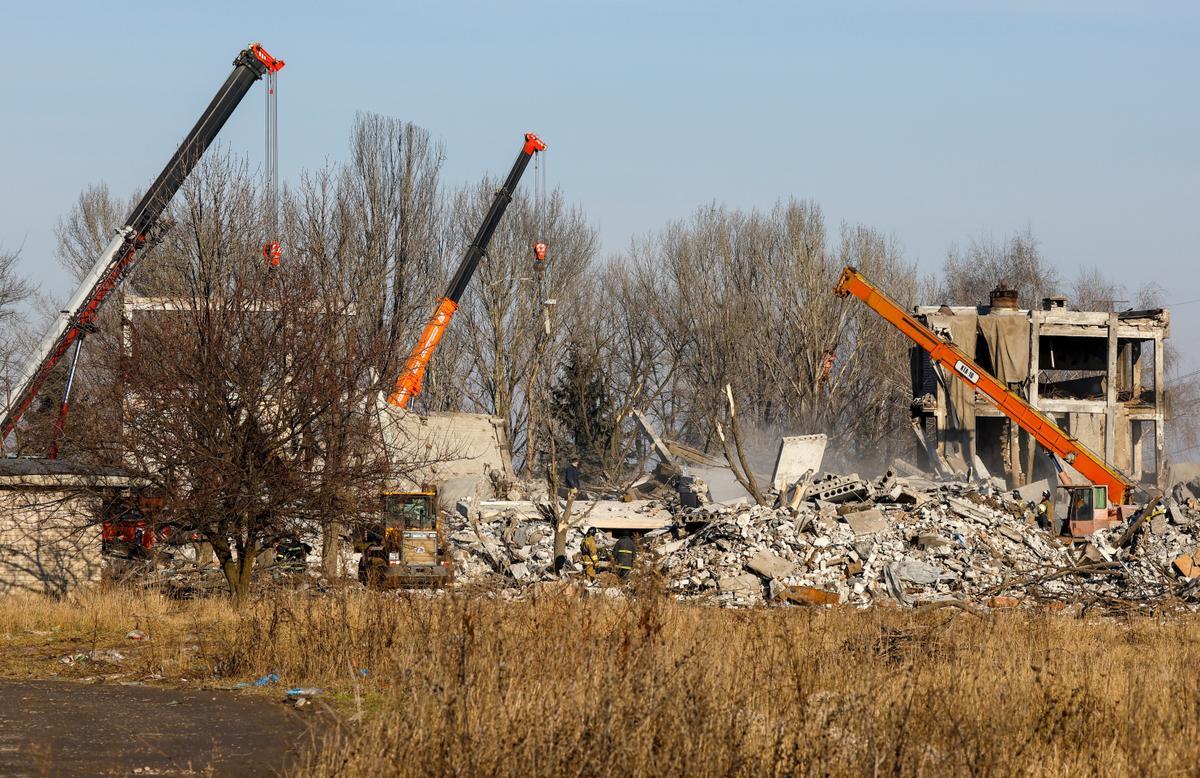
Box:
<box><xmin>3</xmin><ymin>580</ymin><xmax>1200</xmax><ymax>776</ymax></box>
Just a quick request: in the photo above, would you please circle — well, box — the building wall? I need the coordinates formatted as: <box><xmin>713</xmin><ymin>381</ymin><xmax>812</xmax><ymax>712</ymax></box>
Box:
<box><xmin>0</xmin><ymin>489</ymin><xmax>102</xmax><ymax>597</ymax></box>
<box><xmin>911</xmin><ymin>302</ymin><xmax>1169</xmax><ymax>489</ymax></box>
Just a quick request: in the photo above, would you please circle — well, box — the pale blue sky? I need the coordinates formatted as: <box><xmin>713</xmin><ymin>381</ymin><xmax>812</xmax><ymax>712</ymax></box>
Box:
<box><xmin>1</xmin><ymin>1</ymin><xmax>1197</xmax><ymax>368</ymax></box>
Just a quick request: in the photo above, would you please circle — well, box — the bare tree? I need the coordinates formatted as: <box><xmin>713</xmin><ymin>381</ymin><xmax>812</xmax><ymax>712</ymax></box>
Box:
<box><xmin>72</xmin><ymin>155</ymin><xmax>396</xmax><ymax>602</ymax></box>
<box><xmin>444</xmin><ymin>182</ymin><xmax>597</xmax><ymax>471</ymax></box>
<box><xmin>939</xmin><ymin>229</ymin><xmax>1057</xmax><ymax>307</ymax></box>
<box><xmin>0</xmin><ymin>246</ymin><xmax>34</xmax><ymax>415</ymax></box>
<box><xmin>55</xmin><ymin>183</ymin><xmax>129</xmax><ymax>280</ymax></box>
<box><xmin>340</xmin><ymin>113</ymin><xmax>445</xmax><ymax>359</ymax></box>
<box><xmin>1068</xmin><ymin>266</ymin><xmax>1127</xmax><ymax>312</ymax></box>
<box><xmin>621</xmin><ymin>199</ymin><xmax>920</xmax><ymax>481</ymax></box>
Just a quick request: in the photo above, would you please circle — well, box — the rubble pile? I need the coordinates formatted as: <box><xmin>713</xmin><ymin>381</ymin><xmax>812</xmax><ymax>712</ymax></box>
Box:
<box><xmin>447</xmin><ymin>510</ymin><xmax>566</xmax><ymax>583</ymax></box>
<box><xmin>650</xmin><ymin>470</ymin><xmax>1200</xmax><ymax>608</ymax></box>
<box><xmin>445</xmin><ymin>499</ymin><xmax>671</xmax><ymax>583</ymax></box>
<box><xmin>438</xmin><ymin>467</ymin><xmax>1200</xmax><ymax>611</ymax></box>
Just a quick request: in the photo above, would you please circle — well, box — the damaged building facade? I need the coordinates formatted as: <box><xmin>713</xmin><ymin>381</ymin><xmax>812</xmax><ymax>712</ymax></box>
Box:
<box><xmin>911</xmin><ymin>286</ymin><xmax>1169</xmax><ymax>489</ymax></box>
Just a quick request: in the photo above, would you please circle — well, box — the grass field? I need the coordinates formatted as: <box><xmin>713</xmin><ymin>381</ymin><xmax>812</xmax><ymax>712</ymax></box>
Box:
<box><xmin>2</xmin><ymin>579</ymin><xmax>1199</xmax><ymax>776</ymax></box>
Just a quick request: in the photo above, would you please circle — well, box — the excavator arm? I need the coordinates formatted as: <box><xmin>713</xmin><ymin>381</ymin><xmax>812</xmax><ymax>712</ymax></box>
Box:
<box><xmin>387</xmin><ymin>133</ymin><xmax>546</xmax><ymax>409</ymax></box>
<box><xmin>1</xmin><ymin>43</ymin><xmax>284</xmax><ymax>446</ymax></box>
<box><xmin>833</xmin><ymin>266</ymin><xmax>1135</xmax><ymax>505</ymax></box>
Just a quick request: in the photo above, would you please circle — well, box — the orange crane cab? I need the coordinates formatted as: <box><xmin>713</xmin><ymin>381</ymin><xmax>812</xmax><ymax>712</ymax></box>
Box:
<box><xmin>834</xmin><ymin>266</ymin><xmax>1140</xmax><ymax>536</ymax></box>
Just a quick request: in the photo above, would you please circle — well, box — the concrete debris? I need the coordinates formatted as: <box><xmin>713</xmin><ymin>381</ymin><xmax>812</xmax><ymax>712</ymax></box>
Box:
<box><xmin>630</xmin><ymin>467</ymin><xmax>1200</xmax><ymax>610</ymax></box>
<box><xmin>807</xmin><ymin>474</ymin><xmax>872</xmax><ymax>504</ymax></box>
<box><xmin>141</xmin><ymin>432</ymin><xmax>1168</xmax><ymax>615</ymax></box>
<box><xmin>441</xmin><ymin>498</ymin><xmax>672</xmax><ymax>583</ymax></box>
<box><xmin>718</xmin><ymin>573</ymin><xmax>762</xmax><ymax>596</ymax></box>
<box><xmin>892</xmin><ymin>558</ymin><xmax>942</xmax><ymax>585</ymax></box>
<box><xmin>746</xmin><ymin>549</ymin><xmax>797</xmax><ymax>580</ymax></box>
<box><xmin>771</xmin><ymin>435</ymin><xmax>827</xmax><ymax>492</ymax></box>
<box><xmin>843</xmin><ymin>508</ymin><xmax>887</xmax><ymax>537</ymax></box>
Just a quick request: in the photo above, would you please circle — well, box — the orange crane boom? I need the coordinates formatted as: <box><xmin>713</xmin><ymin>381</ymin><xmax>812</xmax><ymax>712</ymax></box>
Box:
<box><xmin>833</xmin><ymin>266</ymin><xmax>1135</xmax><ymax>505</ymax></box>
<box><xmin>387</xmin><ymin>133</ymin><xmax>545</xmax><ymax>409</ymax></box>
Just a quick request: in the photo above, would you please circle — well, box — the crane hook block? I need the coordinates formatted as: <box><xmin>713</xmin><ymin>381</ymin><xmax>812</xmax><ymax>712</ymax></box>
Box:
<box><xmin>533</xmin><ymin>242</ymin><xmax>547</xmax><ymax>261</ymax></box>
<box><xmin>262</xmin><ymin>241</ymin><xmax>282</xmax><ymax>267</ymax></box>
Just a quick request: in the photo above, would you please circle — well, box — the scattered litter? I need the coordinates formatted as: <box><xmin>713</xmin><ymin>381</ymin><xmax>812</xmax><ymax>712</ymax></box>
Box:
<box><xmin>237</xmin><ymin>672</ymin><xmax>281</xmax><ymax>688</ymax></box>
<box><xmin>286</xmin><ymin>687</ymin><xmax>322</xmax><ymax>697</ymax></box>
<box><xmin>59</xmin><ymin>649</ymin><xmax>125</xmax><ymax>665</ymax></box>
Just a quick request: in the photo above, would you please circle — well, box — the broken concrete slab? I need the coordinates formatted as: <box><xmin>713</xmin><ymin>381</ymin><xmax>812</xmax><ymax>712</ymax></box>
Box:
<box><xmin>997</xmin><ymin>526</ymin><xmax>1024</xmax><ymax>543</ymax></box>
<box><xmin>1015</xmin><ymin>479</ymin><xmax>1051</xmax><ymax>505</ymax></box>
<box><xmin>771</xmin><ymin>434</ymin><xmax>828</xmax><ymax>491</ymax></box>
<box><xmin>892</xmin><ymin>557</ymin><xmax>942</xmax><ymax>585</ymax></box>
<box><xmin>808</xmin><ymin>474</ymin><xmax>871</xmax><ymax>504</ymax></box>
<box><xmin>718</xmin><ymin>572</ymin><xmax>762</xmax><ymax>596</ymax></box>
<box><xmin>883</xmin><ymin>565</ymin><xmax>913</xmax><ymax>606</ymax></box>
<box><xmin>916</xmin><ymin>533</ymin><xmax>951</xmax><ymax>550</ymax></box>
<box><xmin>379</xmin><ymin>405</ymin><xmax>514</xmax><ymax>489</ymax></box>
<box><xmin>970</xmin><ymin>455</ymin><xmax>992</xmax><ymax>483</ymax></box>
<box><xmin>945</xmin><ymin>496</ymin><xmax>996</xmax><ymax>526</ymax></box>
<box><xmin>746</xmin><ymin>549</ymin><xmax>797</xmax><ymax>580</ymax></box>
<box><xmin>686</xmin><ymin>465</ymin><xmax>755</xmax><ymax>505</ymax></box>
<box><xmin>889</xmin><ymin>458</ymin><xmax>927</xmax><ymax>478</ymax></box>
<box><xmin>843</xmin><ymin>508</ymin><xmax>888</xmax><ymax>537</ymax></box>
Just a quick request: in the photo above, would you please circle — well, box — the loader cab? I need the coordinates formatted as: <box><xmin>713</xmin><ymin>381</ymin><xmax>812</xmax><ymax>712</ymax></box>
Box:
<box><xmin>356</xmin><ymin>488</ymin><xmax>451</xmax><ymax>588</ymax></box>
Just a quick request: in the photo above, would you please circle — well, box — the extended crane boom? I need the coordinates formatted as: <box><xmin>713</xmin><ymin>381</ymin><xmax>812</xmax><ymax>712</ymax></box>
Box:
<box><xmin>387</xmin><ymin>133</ymin><xmax>546</xmax><ymax>409</ymax></box>
<box><xmin>1</xmin><ymin>43</ymin><xmax>284</xmax><ymax>445</ymax></box>
<box><xmin>834</xmin><ymin>266</ymin><xmax>1135</xmax><ymax>505</ymax></box>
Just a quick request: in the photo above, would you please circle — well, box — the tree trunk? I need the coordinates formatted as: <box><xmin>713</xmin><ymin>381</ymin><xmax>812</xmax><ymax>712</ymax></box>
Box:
<box><xmin>723</xmin><ymin>384</ymin><xmax>765</xmax><ymax>505</ymax></box>
<box><xmin>223</xmin><ymin>552</ymin><xmax>257</xmax><ymax>606</ymax></box>
<box><xmin>322</xmin><ymin>522</ymin><xmax>341</xmax><ymax>579</ymax></box>
<box><xmin>554</xmin><ymin>489</ymin><xmax>575</xmax><ymax>571</ymax></box>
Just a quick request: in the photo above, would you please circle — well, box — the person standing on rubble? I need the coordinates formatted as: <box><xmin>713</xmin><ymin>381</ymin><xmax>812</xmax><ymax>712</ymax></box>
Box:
<box><xmin>613</xmin><ymin>531</ymin><xmax>636</xmax><ymax>578</ymax></box>
<box><xmin>564</xmin><ymin>458</ymin><xmax>581</xmax><ymax>494</ymax></box>
<box><xmin>580</xmin><ymin>527</ymin><xmax>600</xmax><ymax>580</ymax></box>
<box><xmin>555</xmin><ymin>458</ymin><xmax>583</xmax><ymax>572</ymax></box>
<box><xmin>1037</xmin><ymin>490</ymin><xmax>1057</xmax><ymax>535</ymax></box>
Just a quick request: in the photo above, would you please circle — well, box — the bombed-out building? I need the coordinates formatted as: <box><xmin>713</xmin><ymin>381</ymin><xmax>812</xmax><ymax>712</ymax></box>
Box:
<box><xmin>910</xmin><ymin>286</ymin><xmax>1169</xmax><ymax>489</ymax></box>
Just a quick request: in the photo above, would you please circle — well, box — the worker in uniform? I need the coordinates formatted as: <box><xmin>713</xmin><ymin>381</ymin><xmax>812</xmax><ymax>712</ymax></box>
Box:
<box><xmin>613</xmin><ymin>532</ymin><xmax>636</xmax><ymax>579</ymax></box>
<box><xmin>1036</xmin><ymin>490</ymin><xmax>1057</xmax><ymax>535</ymax></box>
<box><xmin>275</xmin><ymin>534</ymin><xmax>311</xmax><ymax>573</ymax></box>
<box><xmin>580</xmin><ymin>527</ymin><xmax>601</xmax><ymax>580</ymax></box>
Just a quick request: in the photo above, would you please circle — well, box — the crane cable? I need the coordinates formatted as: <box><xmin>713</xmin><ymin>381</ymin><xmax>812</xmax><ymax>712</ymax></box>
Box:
<box><xmin>263</xmin><ymin>69</ymin><xmax>281</xmax><ymax>267</ymax></box>
<box><xmin>533</xmin><ymin>146</ymin><xmax>547</xmax><ymax>270</ymax></box>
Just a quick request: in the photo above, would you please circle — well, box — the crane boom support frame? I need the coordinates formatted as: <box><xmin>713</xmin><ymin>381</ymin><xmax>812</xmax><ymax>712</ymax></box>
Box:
<box><xmin>834</xmin><ymin>266</ymin><xmax>1134</xmax><ymax>505</ymax></box>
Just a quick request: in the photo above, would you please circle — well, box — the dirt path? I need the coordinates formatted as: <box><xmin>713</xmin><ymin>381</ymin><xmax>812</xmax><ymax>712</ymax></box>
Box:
<box><xmin>0</xmin><ymin>680</ymin><xmax>316</xmax><ymax>776</ymax></box>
